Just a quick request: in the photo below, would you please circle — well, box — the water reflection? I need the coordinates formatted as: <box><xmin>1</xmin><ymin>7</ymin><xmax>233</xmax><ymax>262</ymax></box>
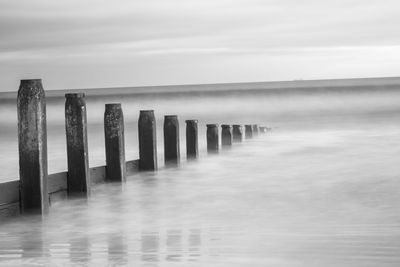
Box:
<box><xmin>49</xmin><ymin>243</ymin><xmax>70</xmax><ymax>261</ymax></box>
<box><xmin>141</xmin><ymin>231</ymin><xmax>159</xmax><ymax>263</ymax></box>
<box><xmin>166</xmin><ymin>230</ymin><xmax>182</xmax><ymax>262</ymax></box>
<box><xmin>188</xmin><ymin>229</ymin><xmax>202</xmax><ymax>261</ymax></box>
<box><xmin>20</xmin><ymin>219</ymin><xmax>47</xmax><ymax>263</ymax></box>
<box><xmin>0</xmin><ymin>227</ymin><xmax>206</xmax><ymax>265</ymax></box>
<box><xmin>108</xmin><ymin>232</ymin><xmax>127</xmax><ymax>266</ymax></box>
<box><xmin>1</xmin><ymin>130</ymin><xmax>400</xmax><ymax>266</ymax></box>
<box><xmin>69</xmin><ymin>235</ymin><xmax>91</xmax><ymax>264</ymax></box>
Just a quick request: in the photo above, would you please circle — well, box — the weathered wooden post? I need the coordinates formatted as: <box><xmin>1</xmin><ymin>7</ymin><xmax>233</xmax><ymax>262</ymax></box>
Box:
<box><xmin>232</xmin><ymin>125</ymin><xmax>243</xmax><ymax>142</ymax></box>
<box><xmin>164</xmin><ymin>115</ymin><xmax>180</xmax><ymax>166</ymax></box>
<box><xmin>252</xmin><ymin>124</ymin><xmax>259</xmax><ymax>136</ymax></box>
<box><xmin>17</xmin><ymin>79</ymin><xmax>49</xmax><ymax>214</ymax></box>
<box><xmin>104</xmin><ymin>103</ymin><xmax>126</xmax><ymax>182</ymax></box>
<box><xmin>65</xmin><ymin>93</ymin><xmax>90</xmax><ymax>197</ymax></box>
<box><xmin>185</xmin><ymin>120</ymin><xmax>198</xmax><ymax>159</ymax></box>
<box><xmin>206</xmin><ymin>124</ymin><xmax>219</xmax><ymax>153</ymax></box>
<box><xmin>245</xmin><ymin>125</ymin><xmax>253</xmax><ymax>139</ymax></box>
<box><xmin>138</xmin><ymin>110</ymin><xmax>157</xmax><ymax>170</ymax></box>
<box><xmin>221</xmin><ymin>125</ymin><xmax>233</xmax><ymax>146</ymax></box>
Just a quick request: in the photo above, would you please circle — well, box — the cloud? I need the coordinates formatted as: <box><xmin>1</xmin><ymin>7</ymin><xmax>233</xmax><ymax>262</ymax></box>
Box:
<box><xmin>0</xmin><ymin>0</ymin><xmax>399</xmax><ymax>89</ymax></box>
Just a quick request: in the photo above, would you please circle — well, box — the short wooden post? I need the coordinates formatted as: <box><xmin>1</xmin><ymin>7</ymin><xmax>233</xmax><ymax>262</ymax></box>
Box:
<box><xmin>138</xmin><ymin>110</ymin><xmax>157</xmax><ymax>170</ymax></box>
<box><xmin>17</xmin><ymin>79</ymin><xmax>49</xmax><ymax>214</ymax></box>
<box><xmin>206</xmin><ymin>124</ymin><xmax>219</xmax><ymax>153</ymax></box>
<box><xmin>65</xmin><ymin>93</ymin><xmax>90</xmax><ymax>197</ymax></box>
<box><xmin>245</xmin><ymin>125</ymin><xmax>253</xmax><ymax>139</ymax></box>
<box><xmin>164</xmin><ymin>115</ymin><xmax>180</xmax><ymax>166</ymax></box>
<box><xmin>185</xmin><ymin>120</ymin><xmax>198</xmax><ymax>159</ymax></box>
<box><xmin>221</xmin><ymin>125</ymin><xmax>233</xmax><ymax>146</ymax></box>
<box><xmin>232</xmin><ymin>125</ymin><xmax>243</xmax><ymax>142</ymax></box>
<box><xmin>104</xmin><ymin>103</ymin><xmax>126</xmax><ymax>182</ymax></box>
<box><xmin>252</xmin><ymin>124</ymin><xmax>259</xmax><ymax>136</ymax></box>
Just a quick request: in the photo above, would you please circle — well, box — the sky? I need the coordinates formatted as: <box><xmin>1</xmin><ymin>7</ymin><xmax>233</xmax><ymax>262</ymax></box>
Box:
<box><xmin>0</xmin><ymin>0</ymin><xmax>399</xmax><ymax>91</ymax></box>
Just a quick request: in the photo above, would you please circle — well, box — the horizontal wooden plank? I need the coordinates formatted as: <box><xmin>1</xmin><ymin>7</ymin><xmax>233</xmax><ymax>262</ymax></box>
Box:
<box><xmin>49</xmin><ymin>190</ymin><xmax>68</xmax><ymax>205</ymax></box>
<box><xmin>0</xmin><ymin>202</ymin><xmax>19</xmax><ymax>218</ymax></box>
<box><xmin>126</xmin><ymin>159</ymin><xmax>139</xmax><ymax>175</ymax></box>
<box><xmin>0</xmin><ymin>159</ymin><xmax>140</xmax><ymax>208</ymax></box>
<box><xmin>90</xmin><ymin>166</ymin><xmax>106</xmax><ymax>185</ymax></box>
<box><xmin>90</xmin><ymin>160</ymin><xmax>140</xmax><ymax>183</ymax></box>
<box><xmin>48</xmin><ymin>172</ymin><xmax>68</xmax><ymax>194</ymax></box>
<box><xmin>0</xmin><ymin>180</ymin><xmax>19</xmax><ymax>205</ymax></box>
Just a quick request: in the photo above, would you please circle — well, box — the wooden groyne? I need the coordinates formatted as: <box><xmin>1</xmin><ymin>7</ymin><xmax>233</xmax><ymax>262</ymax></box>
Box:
<box><xmin>65</xmin><ymin>93</ymin><xmax>90</xmax><ymax>198</ymax></box>
<box><xmin>104</xmin><ymin>103</ymin><xmax>126</xmax><ymax>182</ymax></box>
<box><xmin>0</xmin><ymin>79</ymin><xmax>268</xmax><ymax>219</ymax></box>
<box><xmin>164</xmin><ymin>115</ymin><xmax>180</xmax><ymax>166</ymax></box>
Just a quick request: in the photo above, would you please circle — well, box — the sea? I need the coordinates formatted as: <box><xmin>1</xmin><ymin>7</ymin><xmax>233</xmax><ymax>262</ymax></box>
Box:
<box><xmin>0</xmin><ymin>77</ymin><xmax>399</xmax><ymax>266</ymax></box>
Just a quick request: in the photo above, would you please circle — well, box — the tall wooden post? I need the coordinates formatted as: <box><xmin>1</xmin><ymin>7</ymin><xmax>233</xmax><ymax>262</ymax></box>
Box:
<box><xmin>185</xmin><ymin>120</ymin><xmax>198</xmax><ymax>159</ymax></box>
<box><xmin>206</xmin><ymin>124</ymin><xmax>219</xmax><ymax>153</ymax></box>
<box><xmin>221</xmin><ymin>125</ymin><xmax>233</xmax><ymax>146</ymax></box>
<box><xmin>138</xmin><ymin>110</ymin><xmax>157</xmax><ymax>171</ymax></box>
<box><xmin>65</xmin><ymin>93</ymin><xmax>90</xmax><ymax>197</ymax></box>
<box><xmin>252</xmin><ymin>124</ymin><xmax>259</xmax><ymax>136</ymax></box>
<box><xmin>186</xmin><ymin>120</ymin><xmax>199</xmax><ymax>159</ymax></box>
<box><xmin>245</xmin><ymin>125</ymin><xmax>253</xmax><ymax>139</ymax></box>
<box><xmin>232</xmin><ymin>125</ymin><xmax>243</xmax><ymax>142</ymax></box>
<box><xmin>17</xmin><ymin>79</ymin><xmax>49</xmax><ymax>214</ymax></box>
<box><xmin>164</xmin><ymin>115</ymin><xmax>180</xmax><ymax>166</ymax></box>
<box><xmin>104</xmin><ymin>103</ymin><xmax>126</xmax><ymax>182</ymax></box>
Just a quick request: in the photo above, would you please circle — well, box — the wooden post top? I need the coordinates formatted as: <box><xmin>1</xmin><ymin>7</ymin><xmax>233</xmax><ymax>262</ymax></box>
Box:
<box><xmin>18</xmin><ymin>79</ymin><xmax>45</xmax><ymax>98</ymax></box>
<box><xmin>20</xmin><ymin>79</ymin><xmax>42</xmax><ymax>86</ymax></box>
<box><xmin>105</xmin><ymin>103</ymin><xmax>122</xmax><ymax>109</ymax></box>
<box><xmin>140</xmin><ymin>110</ymin><xmax>154</xmax><ymax>114</ymax></box>
<box><xmin>65</xmin><ymin>93</ymin><xmax>85</xmax><ymax>98</ymax></box>
<box><xmin>165</xmin><ymin>115</ymin><xmax>178</xmax><ymax>119</ymax></box>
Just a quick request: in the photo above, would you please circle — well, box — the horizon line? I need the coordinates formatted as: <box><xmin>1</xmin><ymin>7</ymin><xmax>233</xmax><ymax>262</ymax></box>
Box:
<box><xmin>2</xmin><ymin>75</ymin><xmax>400</xmax><ymax>95</ymax></box>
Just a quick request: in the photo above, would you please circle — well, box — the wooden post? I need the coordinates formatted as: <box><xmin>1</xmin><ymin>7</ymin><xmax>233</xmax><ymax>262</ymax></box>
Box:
<box><xmin>185</xmin><ymin>120</ymin><xmax>198</xmax><ymax>159</ymax></box>
<box><xmin>104</xmin><ymin>103</ymin><xmax>126</xmax><ymax>182</ymax></box>
<box><xmin>232</xmin><ymin>125</ymin><xmax>243</xmax><ymax>142</ymax></box>
<box><xmin>65</xmin><ymin>93</ymin><xmax>90</xmax><ymax>197</ymax></box>
<box><xmin>206</xmin><ymin>124</ymin><xmax>219</xmax><ymax>153</ymax></box>
<box><xmin>245</xmin><ymin>125</ymin><xmax>253</xmax><ymax>139</ymax></box>
<box><xmin>138</xmin><ymin>110</ymin><xmax>157</xmax><ymax>171</ymax></box>
<box><xmin>221</xmin><ymin>125</ymin><xmax>233</xmax><ymax>146</ymax></box>
<box><xmin>164</xmin><ymin>115</ymin><xmax>180</xmax><ymax>166</ymax></box>
<box><xmin>17</xmin><ymin>79</ymin><xmax>49</xmax><ymax>214</ymax></box>
<box><xmin>252</xmin><ymin>124</ymin><xmax>259</xmax><ymax>136</ymax></box>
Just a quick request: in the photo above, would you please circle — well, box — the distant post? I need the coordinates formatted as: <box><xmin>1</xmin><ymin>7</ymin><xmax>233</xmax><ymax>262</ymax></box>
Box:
<box><xmin>65</xmin><ymin>93</ymin><xmax>90</xmax><ymax>197</ymax></box>
<box><xmin>206</xmin><ymin>124</ymin><xmax>219</xmax><ymax>153</ymax></box>
<box><xmin>252</xmin><ymin>124</ymin><xmax>259</xmax><ymax>136</ymax></box>
<box><xmin>138</xmin><ymin>110</ymin><xmax>157</xmax><ymax>170</ymax></box>
<box><xmin>17</xmin><ymin>79</ymin><xmax>49</xmax><ymax>214</ymax></box>
<box><xmin>104</xmin><ymin>103</ymin><xmax>126</xmax><ymax>182</ymax></box>
<box><xmin>245</xmin><ymin>125</ymin><xmax>253</xmax><ymax>139</ymax></box>
<box><xmin>221</xmin><ymin>125</ymin><xmax>233</xmax><ymax>146</ymax></box>
<box><xmin>164</xmin><ymin>115</ymin><xmax>180</xmax><ymax>166</ymax></box>
<box><xmin>232</xmin><ymin>125</ymin><xmax>243</xmax><ymax>142</ymax></box>
<box><xmin>185</xmin><ymin>120</ymin><xmax>198</xmax><ymax>159</ymax></box>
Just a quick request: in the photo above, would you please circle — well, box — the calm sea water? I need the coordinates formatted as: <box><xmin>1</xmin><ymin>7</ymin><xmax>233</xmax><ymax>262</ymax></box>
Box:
<box><xmin>0</xmin><ymin>82</ymin><xmax>400</xmax><ymax>266</ymax></box>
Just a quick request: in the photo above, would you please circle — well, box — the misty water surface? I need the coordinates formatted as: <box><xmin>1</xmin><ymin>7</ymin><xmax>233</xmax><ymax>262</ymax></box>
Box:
<box><xmin>0</xmin><ymin>83</ymin><xmax>400</xmax><ymax>266</ymax></box>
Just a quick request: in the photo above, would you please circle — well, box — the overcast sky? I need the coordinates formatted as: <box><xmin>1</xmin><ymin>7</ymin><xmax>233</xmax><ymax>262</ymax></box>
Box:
<box><xmin>0</xmin><ymin>0</ymin><xmax>399</xmax><ymax>91</ymax></box>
